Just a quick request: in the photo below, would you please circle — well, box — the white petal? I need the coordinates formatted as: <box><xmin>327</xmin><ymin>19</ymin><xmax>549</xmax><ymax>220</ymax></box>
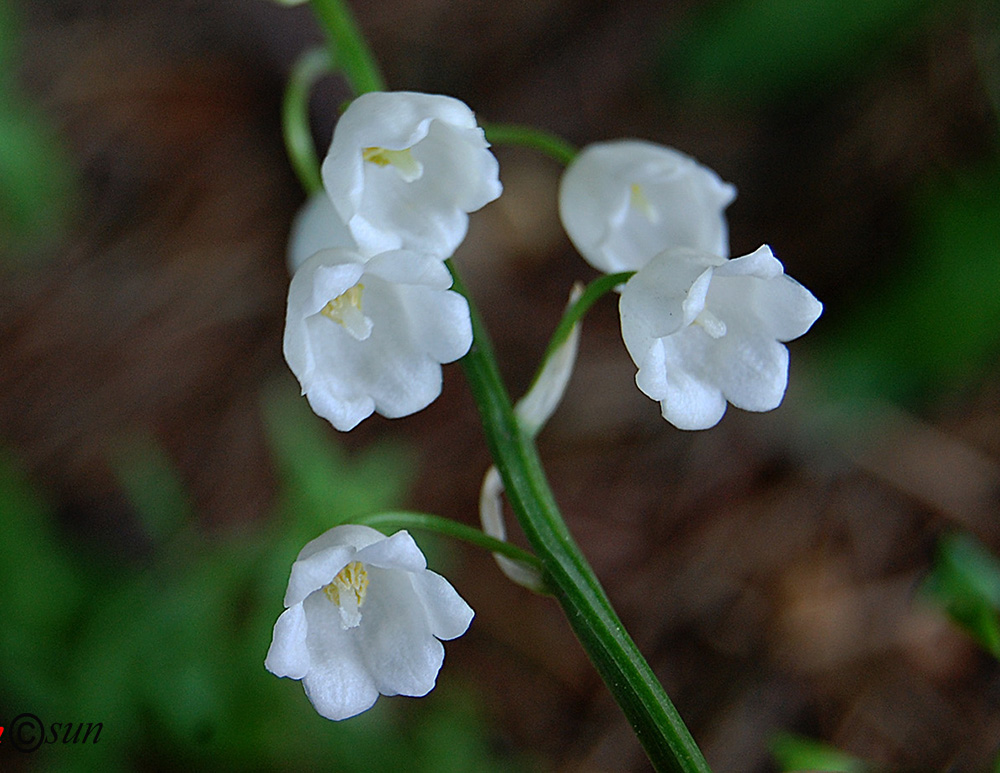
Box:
<box><xmin>636</xmin><ymin>337</ymin><xmax>728</xmax><ymax>430</ymax></box>
<box><xmin>301</xmin><ymin>592</ymin><xmax>380</xmax><ymax>720</ymax></box>
<box><xmin>708</xmin><ymin>333</ymin><xmax>790</xmax><ymax>412</ymax></box>
<box><xmin>560</xmin><ymin>140</ymin><xmax>735</xmax><ymax>273</ymax></box>
<box><xmin>285</xmin><ymin>544</ymin><xmax>355</xmax><ymax>607</ymax></box>
<box><xmin>299</xmin><ymin>524</ymin><xmax>388</xmax><ymax>559</ymax></box>
<box><xmin>358</xmin><ymin>568</ymin><xmax>444</xmax><ymax>697</ymax></box>
<box><xmin>283</xmin><ymin>524</ymin><xmax>387</xmax><ymax>607</ymax></box>
<box><xmin>264</xmin><ymin>604</ymin><xmax>311</xmax><ymax>679</ymax></box>
<box><xmin>409</xmin><ymin>569</ymin><xmax>475</xmax><ymax>641</ymax></box>
<box><xmin>515</xmin><ymin>283</ymin><xmax>583</xmax><ymax>436</ymax></box>
<box><xmin>283</xmin><ymin>249</ymin><xmax>471</xmax><ymax>431</ymax></box>
<box><xmin>321</xmin><ymin>91</ymin><xmax>501</xmax><ymax>259</ymax></box>
<box><xmin>355</xmin><ymin>530</ymin><xmax>427</xmax><ymax>573</ymax></box>
<box><xmin>286</xmin><ymin>193</ymin><xmax>357</xmax><ymax>275</ymax></box>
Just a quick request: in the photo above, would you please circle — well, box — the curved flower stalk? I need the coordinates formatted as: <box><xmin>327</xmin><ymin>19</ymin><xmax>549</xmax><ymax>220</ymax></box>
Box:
<box><xmin>322</xmin><ymin>91</ymin><xmax>503</xmax><ymax>258</ymax></box>
<box><xmin>284</xmin><ymin>247</ymin><xmax>473</xmax><ymax>430</ymax></box>
<box><xmin>619</xmin><ymin>245</ymin><xmax>823</xmax><ymax>430</ymax></box>
<box><xmin>559</xmin><ymin>139</ymin><xmax>736</xmax><ymax>273</ymax></box>
<box><xmin>265</xmin><ymin>524</ymin><xmax>474</xmax><ymax>720</ymax></box>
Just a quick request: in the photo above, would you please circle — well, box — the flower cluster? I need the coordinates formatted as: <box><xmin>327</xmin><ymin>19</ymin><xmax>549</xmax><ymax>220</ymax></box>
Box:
<box><xmin>559</xmin><ymin>139</ymin><xmax>822</xmax><ymax>429</ymax></box>
<box><xmin>284</xmin><ymin>91</ymin><xmax>502</xmax><ymax>430</ymax></box>
<box><xmin>266</xmin><ymin>525</ymin><xmax>474</xmax><ymax>720</ymax></box>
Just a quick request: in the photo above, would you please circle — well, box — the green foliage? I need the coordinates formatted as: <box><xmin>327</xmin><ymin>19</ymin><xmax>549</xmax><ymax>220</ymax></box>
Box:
<box><xmin>923</xmin><ymin>532</ymin><xmax>1000</xmax><ymax>657</ymax></box>
<box><xmin>0</xmin><ymin>3</ymin><xmax>77</xmax><ymax>259</ymax></box>
<box><xmin>770</xmin><ymin>731</ymin><xmax>870</xmax><ymax>773</ymax></box>
<box><xmin>0</xmin><ymin>393</ymin><xmax>520</xmax><ymax>771</ymax></box>
<box><xmin>659</xmin><ymin>0</ymin><xmax>955</xmax><ymax>105</ymax></box>
<box><xmin>816</xmin><ymin>160</ymin><xmax>1000</xmax><ymax>406</ymax></box>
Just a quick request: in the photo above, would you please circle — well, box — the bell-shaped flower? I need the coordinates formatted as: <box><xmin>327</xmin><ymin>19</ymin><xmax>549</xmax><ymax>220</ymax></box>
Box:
<box><xmin>559</xmin><ymin>139</ymin><xmax>737</xmax><ymax>274</ymax></box>
<box><xmin>619</xmin><ymin>245</ymin><xmax>822</xmax><ymax>430</ymax></box>
<box><xmin>284</xmin><ymin>246</ymin><xmax>473</xmax><ymax>431</ymax></box>
<box><xmin>322</xmin><ymin>91</ymin><xmax>503</xmax><ymax>259</ymax></box>
<box><xmin>265</xmin><ymin>524</ymin><xmax>475</xmax><ymax>720</ymax></box>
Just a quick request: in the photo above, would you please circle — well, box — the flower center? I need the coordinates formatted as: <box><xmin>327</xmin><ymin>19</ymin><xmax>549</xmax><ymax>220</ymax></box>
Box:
<box><xmin>629</xmin><ymin>183</ymin><xmax>660</xmax><ymax>223</ymax></box>
<box><xmin>323</xmin><ymin>561</ymin><xmax>369</xmax><ymax>629</ymax></box>
<box><xmin>321</xmin><ymin>283</ymin><xmax>373</xmax><ymax>341</ymax></box>
<box><xmin>362</xmin><ymin>146</ymin><xmax>423</xmax><ymax>182</ymax></box>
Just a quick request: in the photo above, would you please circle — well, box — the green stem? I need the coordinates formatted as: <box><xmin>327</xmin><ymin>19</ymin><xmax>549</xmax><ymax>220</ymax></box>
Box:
<box><xmin>353</xmin><ymin>510</ymin><xmax>544</xmax><ymax>573</ymax></box>
<box><xmin>283</xmin><ymin>48</ymin><xmax>333</xmax><ymax>194</ymax></box>
<box><xmin>483</xmin><ymin>123</ymin><xmax>578</xmax><ymax>166</ymax></box>
<box><xmin>449</xmin><ymin>261</ymin><xmax>710</xmax><ymax>773</ymax></box>
<box><xmin>308</xmin><ymin>0</ymin><xmax>385</xmax><ymax>95</ymax></box>
<box><xmin>527</xmin><ymin>271</ymin><xmax>633</xmax><ymax>394</ymax></box>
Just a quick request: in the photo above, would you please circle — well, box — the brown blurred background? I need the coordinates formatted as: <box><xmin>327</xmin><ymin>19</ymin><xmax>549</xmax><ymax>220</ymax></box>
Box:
<box><xmin>2</xmin><ymin>0</ymin><xmax>999</xmax><ymax>770</ymax></box>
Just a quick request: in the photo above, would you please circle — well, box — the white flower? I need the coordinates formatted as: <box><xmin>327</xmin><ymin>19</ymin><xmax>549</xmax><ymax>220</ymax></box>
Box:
<box><xmin>322</xmin><ymin>91</ymin><xmax>503</xmax><ymax>258</ymax></box>
<box><xmin>559</xmin><ymin>139</ymin><xmax>737</xmax><ymax>273</ymax></box>
<box><xmin>265</xmin><ymin>524</ymin><xmax>474</xmax><ymax>720</ymax></box>
<box><xmin>619</xmin><ymin>245</ymin><xmax>822</xmax><ymax>430</ymax></box>
<box><xmin>286</xmin><ymin>193</ymin><xmax>358</xmax><ymax>275</ymax></box>
<box><xmin>284</xmin><ymin>247</ymin><xmax>473</xmax><ymax>431</ymax></box>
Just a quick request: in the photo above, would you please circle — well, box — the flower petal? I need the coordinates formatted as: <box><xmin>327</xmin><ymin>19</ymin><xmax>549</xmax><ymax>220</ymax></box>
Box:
<box><xmin>300</xmin><ymin>592</ymin><xmax>380</xmax><ymax>720</ymax></box>
<box><xmin>636</xmin><ymin>337</ymin><xmax>728</xmax><ymax>430</ymax></box>
<box><xmin>355</xmin><ymin>529</ymin><xmax>427</xmax><ymax>573</ymax></box>
<box><xmin>286</xmin><ymin>193</ymin><xmax>357</xmax><ymax>275</ymax></box>
<box><xmin>264</xmin><ymin>604</ymin><xmax>311</xmax><ymax>679</ymax></box>
<box><xmin>357</xmin><ymin>568</ymin><xmax>444</xmax><ymax>697</ymax></box>
<box><xmin>322</xmin><ymin>91</ymin><xmax>501</xmax><ymax>258</ymax></box>
<box><xmin>409</xmin><ymin>569</ymin><xmax>475</xmax><ymax>641</ymax></box>
<box><xmin>560</xmin><ymin>140</ymin><xmax>736</xmax><ymax>273</ymax></box>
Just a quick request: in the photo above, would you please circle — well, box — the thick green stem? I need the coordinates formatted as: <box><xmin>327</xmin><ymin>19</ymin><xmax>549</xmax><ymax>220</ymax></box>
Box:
<box><xmin>449</xmin><ymin>262</ymin><xmax>710</xmax><ymax>773</ymax></box>
<box><xmin>308</xmin><ymin>0</ymin><xmax>385</xmax><ymax>95</ymax></box>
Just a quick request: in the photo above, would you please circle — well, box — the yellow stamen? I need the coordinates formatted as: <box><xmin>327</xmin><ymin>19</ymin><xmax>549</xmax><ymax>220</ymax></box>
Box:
<box><xmin>629</xmin><ymin>182</ymin><xmax>659</xmax><ymax>223</ymax></box>
<box><xmin>323</xmin><ymin>561</ymin><xmax>369</xmax><ymax>608</ymax></box>
<box><xmin>320</xmin><ymin>283</ymin><xmax>372</xmax><ymax>340</ymax></box>
<box><xmin>362</xmin><ymin>146</ymin><xmax>422</xmax><ymax>181</ymax></box>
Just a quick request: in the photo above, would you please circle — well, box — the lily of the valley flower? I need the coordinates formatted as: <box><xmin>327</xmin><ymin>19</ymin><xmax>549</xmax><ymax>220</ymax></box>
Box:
<box><xmin>559</xmin><ymin>139</ymin><xmax>737</xmax><ymax>273</ymax></box>
<box><xmin>284</xmin><ymin>247</ymin><xmax>473</xmax><ymax>431</ymax></box>
<box><xmin>322</xmin><ymin>91</ymin><xmax>503</xmax><ymax>258</ymax></box>
<box><xmin>265</xmin><ymin>524</ymin><xmax>474</xmax><ymax>720</ymax></box>
<box><xmin>619</xmin><ymin>245</ymin><xmax>822</xmax><ymax>430</ymax></box>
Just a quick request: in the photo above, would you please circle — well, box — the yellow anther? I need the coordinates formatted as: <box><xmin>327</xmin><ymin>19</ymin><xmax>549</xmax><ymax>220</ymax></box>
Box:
<box><xmin>323</xmin><ymin>561</ymin><xmax>369</xmax><ymax>608</ymax></box>
<box><xmin>320</xmin><ymin>284</ymin><xmax>372</xmax><ymax>340</ymax></box>
<box><xmin>362</xmin><ymin>146</ymin><xmax>422</xmax><ymax>181</ymax></box>
<box><xmin>629</xmin><ymin>182</ymin><xmax>660</xmax><ymax>223</ymax></box>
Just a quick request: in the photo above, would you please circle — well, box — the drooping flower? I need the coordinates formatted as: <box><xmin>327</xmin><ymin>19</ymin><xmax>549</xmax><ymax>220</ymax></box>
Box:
<box><xmin>265</xmin><ymin>524</ymin><xmax>474</xmax><ymax>720</ymax></box>
<box><xmin>283</xmin><ymin>247</ymin><xmax>473</xmax><ymax>431</ymax></box>
<box><xmin>619</xmin><ymin>245</ymin><xmax>822</xmax><ymax>430</ymax></box>
<box><xmin>321</xmin><ymin>91</ymin><xmax>503</xmax><ymax>259</ymax></box>
<box><xmin>559</xmin><ymin>139</ymin><xmax>737</xmax><ymax>273</ymax></box>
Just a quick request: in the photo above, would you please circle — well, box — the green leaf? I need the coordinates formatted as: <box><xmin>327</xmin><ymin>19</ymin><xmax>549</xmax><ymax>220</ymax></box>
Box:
<box><xmin>923</xmin><ymin>532</ymin><xmax>1000</xmax><ymax>657</ymax></box>
<box><xmin>770</xmin><ymin>731</ymin><xmax>870</xmax><ymax>773</ymax></box>
<box><xmin>659</xmin><ymin>0</ymin><xmax>954</xmax><ymax>105</ymax></box>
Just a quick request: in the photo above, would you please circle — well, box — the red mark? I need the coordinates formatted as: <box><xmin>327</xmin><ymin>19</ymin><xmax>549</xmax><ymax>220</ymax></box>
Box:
<box><xmin>0</xmin><ymin>725</ymin><xmax>4</xmax><ymax>742</ymax></box>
